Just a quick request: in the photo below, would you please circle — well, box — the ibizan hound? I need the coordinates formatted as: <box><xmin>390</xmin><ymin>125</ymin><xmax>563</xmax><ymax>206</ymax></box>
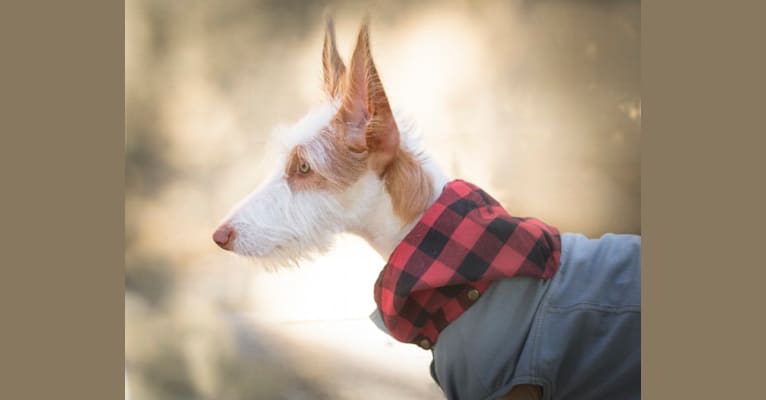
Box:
<box><xmin>213</xmin><ymin>18</ymin><xmax>641</xmax><ymax>400</ymax></box>
<box><xmin>212</xmin><ymin>19</ymin><xmax>447</xmax><ymax>267</ymax></box>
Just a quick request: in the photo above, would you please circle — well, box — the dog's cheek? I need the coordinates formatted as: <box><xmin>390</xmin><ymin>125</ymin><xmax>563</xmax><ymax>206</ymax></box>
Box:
<box><xmin>286</xmin><ymin>172</ymin><xmax>333</xmax><ymax>193</ymax></box>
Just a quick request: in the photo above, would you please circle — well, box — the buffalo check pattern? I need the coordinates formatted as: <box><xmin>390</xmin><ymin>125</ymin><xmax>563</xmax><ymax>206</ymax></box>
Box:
<box><xmin>374</xmin><ymin>179</ymin><xmax>562</xmax><ymax>348</ymax></box>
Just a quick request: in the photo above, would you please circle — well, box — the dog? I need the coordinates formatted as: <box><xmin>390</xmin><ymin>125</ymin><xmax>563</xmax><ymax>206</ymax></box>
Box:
<box><xmin>213</xmin><ymin>18</ymin><xmax>641</xmax><ymax>400</ymax></box>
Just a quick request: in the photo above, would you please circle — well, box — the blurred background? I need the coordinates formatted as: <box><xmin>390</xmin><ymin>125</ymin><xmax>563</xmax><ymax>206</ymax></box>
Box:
<box><xmin>126</xmin><ymin>0</ymin><xmax>640</xmax><ymax>399</ymax></box>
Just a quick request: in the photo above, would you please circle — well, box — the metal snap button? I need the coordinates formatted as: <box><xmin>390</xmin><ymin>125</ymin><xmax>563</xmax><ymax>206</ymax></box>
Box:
<box><xmin>467</xmin><ymin>288</ymin><xmax>480</xmax><ymax>301</ymax></box>
<box><xmin>418</xmin><ymin>338</ymin><xmax>432</xmax><ymax>350</ymax></box>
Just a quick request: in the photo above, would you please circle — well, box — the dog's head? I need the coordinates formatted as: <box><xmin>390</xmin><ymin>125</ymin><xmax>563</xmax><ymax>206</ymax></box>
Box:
<box><xmin>213</xmin><ymin>18</ymin><xmax>437</xmax><ymax>265</ymax></box>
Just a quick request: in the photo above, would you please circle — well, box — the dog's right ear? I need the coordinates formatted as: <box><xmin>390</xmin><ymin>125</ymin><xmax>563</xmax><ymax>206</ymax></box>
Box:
<box><xmin>322</xmin><ymin>17</ymin><xmax>346</xmax><ymax>98</ymax></box>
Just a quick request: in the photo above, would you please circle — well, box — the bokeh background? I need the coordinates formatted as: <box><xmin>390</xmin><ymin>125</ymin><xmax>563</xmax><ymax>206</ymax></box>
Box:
<box><xmin>126</xmin><ymin>0</ymin><xmax>640</xmax><ymax>399</ymax></box>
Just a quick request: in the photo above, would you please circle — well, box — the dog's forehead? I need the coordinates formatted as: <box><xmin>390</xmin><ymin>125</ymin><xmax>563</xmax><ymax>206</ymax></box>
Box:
<box><xmin>274</xmin><ymin>101</ymin><xmax>339</xmax><ymax>150</ymax></box>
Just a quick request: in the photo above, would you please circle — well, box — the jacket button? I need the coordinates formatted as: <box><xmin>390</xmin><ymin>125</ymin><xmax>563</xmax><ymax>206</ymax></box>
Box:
<box><xmin>418</xmin><ymin>338</ymin><xmax>432</xmax><ymax>350</ymax></box>
<box><xmin>467</xmin><ymin>288</ymin><xmax>480</xmax><ymax>301</ymax></box>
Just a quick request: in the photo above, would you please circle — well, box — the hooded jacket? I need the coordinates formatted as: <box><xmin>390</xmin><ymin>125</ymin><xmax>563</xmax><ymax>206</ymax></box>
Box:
<box><xmin>371</xmin><ymin>181</ymin><xmax>641</xmax><ymax>400</ymax></box>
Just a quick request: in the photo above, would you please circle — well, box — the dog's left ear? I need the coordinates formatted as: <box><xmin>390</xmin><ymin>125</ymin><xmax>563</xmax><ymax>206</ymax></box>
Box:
<box><xmin>322</xmin><ymin>17</ymin><xmax>346</xmax><ymax>98</ymax></box>
<box><xmin>337</xmin><ymin>19</ymin><xmax>399</xmax><ymax>174</ymax></box>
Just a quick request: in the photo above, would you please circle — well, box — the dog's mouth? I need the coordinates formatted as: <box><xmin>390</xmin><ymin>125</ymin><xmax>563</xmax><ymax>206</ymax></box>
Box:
<box><xmin>230</xmin><ymin>233</ymin><xmax>306</xmax><ymax>261</ymax></box>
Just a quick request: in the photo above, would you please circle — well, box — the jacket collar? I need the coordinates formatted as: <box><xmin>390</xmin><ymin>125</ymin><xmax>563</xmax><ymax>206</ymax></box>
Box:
<box><xmin>373</xmin><ymin>179</ymin><xmax>562</xmax><ymax>349</ymax></box>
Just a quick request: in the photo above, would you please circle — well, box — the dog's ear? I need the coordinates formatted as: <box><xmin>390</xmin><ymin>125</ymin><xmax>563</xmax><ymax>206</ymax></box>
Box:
<box><xmin>337</xmin><ymin>19</ymin><xmax>399</xmax><ymax>174</ymax></box>
<box><xmin>322</xmin><ymin>17</ymin><xmax>346</xmax><ymax>98</ymax></box>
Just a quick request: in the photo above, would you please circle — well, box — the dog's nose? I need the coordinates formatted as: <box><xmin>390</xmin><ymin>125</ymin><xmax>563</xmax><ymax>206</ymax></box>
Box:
<box><xmin>213</xmin><ymin>225</ymin><xmax>236</xmax><ymax>250</ymax></box>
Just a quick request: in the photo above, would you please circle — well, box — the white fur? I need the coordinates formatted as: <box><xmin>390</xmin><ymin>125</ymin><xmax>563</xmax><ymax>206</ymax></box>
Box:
<box><xmin>273</xmin><ymin>100</ymin><xmax>340</xmax><ymax>151</ymax></box>
<box><xmin>218</xmin><ymin>100</ymin><xmax>449</xmax><ymax>265</ymax></box>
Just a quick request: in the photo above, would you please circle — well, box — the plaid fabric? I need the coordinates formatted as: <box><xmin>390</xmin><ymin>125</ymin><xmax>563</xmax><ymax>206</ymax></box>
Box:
<box><xmin>374</xmin><ymin>179</ymin><xmax>562</xmax><ymax>348</ymax></box>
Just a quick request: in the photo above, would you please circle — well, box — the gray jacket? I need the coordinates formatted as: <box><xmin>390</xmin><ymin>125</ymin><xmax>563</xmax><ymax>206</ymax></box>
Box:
<box><xmin>373</xmin><ymin>233</ymin><xmax>641</xmax><ymax>400</ymax></box>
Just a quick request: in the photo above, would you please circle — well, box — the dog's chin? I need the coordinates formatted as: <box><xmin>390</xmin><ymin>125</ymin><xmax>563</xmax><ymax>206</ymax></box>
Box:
<box><xmin>232</xmin><ymin>239</ymin><xmax>331</xmax><ymax>270</ymax></box>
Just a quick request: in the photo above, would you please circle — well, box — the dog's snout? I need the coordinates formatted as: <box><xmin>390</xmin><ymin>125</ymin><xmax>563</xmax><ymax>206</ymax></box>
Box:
<box><xmin>213</xmin><ymin>225</ymin><xmax>236</xmax><ymax>250</ymax></box>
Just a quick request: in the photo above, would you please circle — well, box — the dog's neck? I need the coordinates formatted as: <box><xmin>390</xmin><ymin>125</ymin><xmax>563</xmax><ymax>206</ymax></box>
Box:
<box><xmin>349</xmin><ymin>154</ymin><xmax>450</xmax><ymax>260</ymax></box>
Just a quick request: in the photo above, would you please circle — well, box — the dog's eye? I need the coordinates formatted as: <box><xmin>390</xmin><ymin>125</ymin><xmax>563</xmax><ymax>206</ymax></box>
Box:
<box><xmin>298</xmin><ymin>160</ymin><xmax>311</xmax><ymax>174</ymax></box>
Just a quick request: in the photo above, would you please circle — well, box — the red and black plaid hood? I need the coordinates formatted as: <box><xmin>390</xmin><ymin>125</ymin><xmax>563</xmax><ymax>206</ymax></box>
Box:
<box><xmin>374</xmin><ymin>179</ymin><xmax>562</xmax><ymax>349</ymax></box>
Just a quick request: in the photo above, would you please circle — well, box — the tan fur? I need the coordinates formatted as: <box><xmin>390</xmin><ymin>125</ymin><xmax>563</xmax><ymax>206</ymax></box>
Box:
<box><xmin>322</xmin><ymin>18</ymin><xmax>346</xmax><ymax>98</ymax></box>
<box><xmin>384</xmin><ymin>149</ymin><xmax>434</xmax><ymax>225</ymax></box>
<box><xmin>499</xmin><ymin>385</ymin><xmax>543</xmax><ymax>400</ymax></box>
<box><xmin>290</xmin><ymin>20</ymin><xmax>434</xmax><ymax>225</ymax></box>
<box><xmin>285</xmin><ymin>146</ymin><xmax>332</xmax><ymax>192</ymax></box>
<box><xmin>285</xmin><ymin>128</ymin><xmax>367</xmax><ymax>193</ymax></box>
<box><xmin>337</xmin><ymin>19</ymin><xmax>399</xmax><ymax>174</ymax></box>
<box><xmin>337</xmin><ymin>21</ymin><xmax>433</xmax><ymax>224</ymax></box>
